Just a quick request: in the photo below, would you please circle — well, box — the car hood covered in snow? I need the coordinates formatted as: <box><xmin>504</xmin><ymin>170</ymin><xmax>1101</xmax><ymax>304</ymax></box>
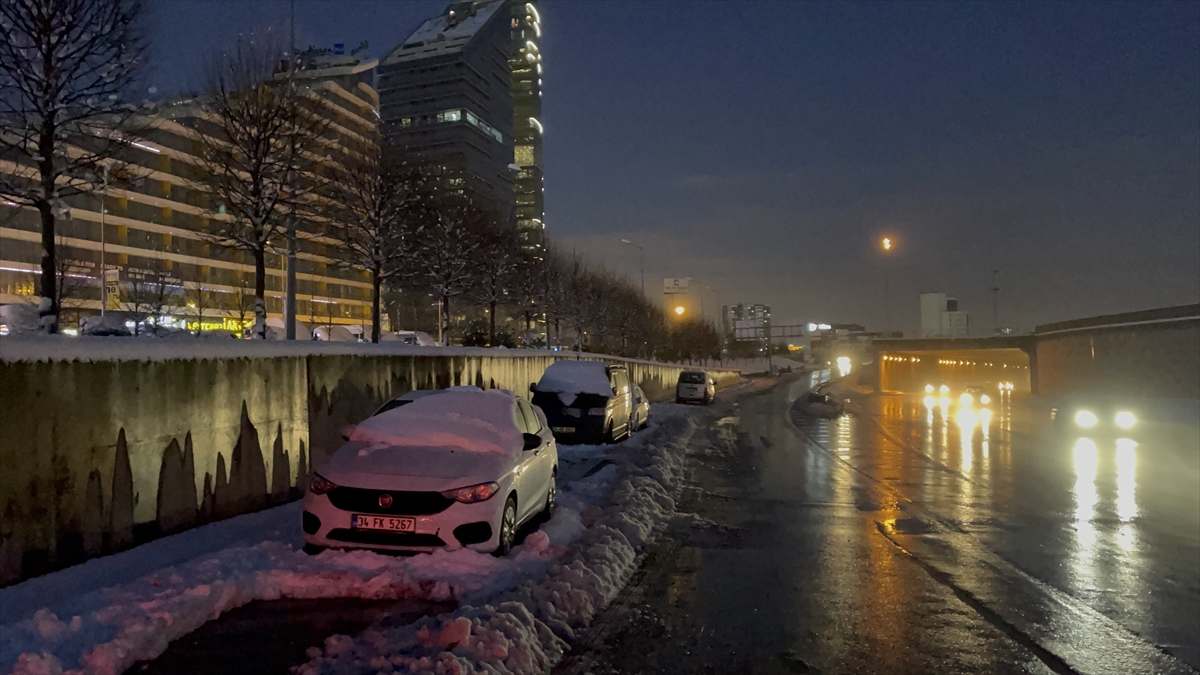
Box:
<box><xmin>322</xmin><ymin>443</ymin><xmax>512</xmax><ymax>491</ymax></box>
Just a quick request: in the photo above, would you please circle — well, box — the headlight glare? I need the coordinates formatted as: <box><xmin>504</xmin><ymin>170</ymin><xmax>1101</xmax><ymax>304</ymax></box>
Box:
<box><xmin>1074</xmin><ymin>410</ymin><xmax>1098</xmax><ymax>428</ymax></box>
<box><xmin>1115</xmin><ymin>411</ymin><xmax>1136</xmax><ymax>429</ymax></box>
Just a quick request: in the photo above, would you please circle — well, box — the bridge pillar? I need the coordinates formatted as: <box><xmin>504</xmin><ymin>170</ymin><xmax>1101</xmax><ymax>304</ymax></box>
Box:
<box><xmin>1022</xmin><ymin>344</ymin><xmax>1039</xmax><ymax>395</ymax></box>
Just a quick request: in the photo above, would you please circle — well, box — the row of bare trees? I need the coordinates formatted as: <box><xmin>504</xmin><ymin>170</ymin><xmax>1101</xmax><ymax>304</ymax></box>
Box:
<box><xmin>1</xmin><ymin>0</ymin><xmax>721</xmax><ymax>357</ymax></box>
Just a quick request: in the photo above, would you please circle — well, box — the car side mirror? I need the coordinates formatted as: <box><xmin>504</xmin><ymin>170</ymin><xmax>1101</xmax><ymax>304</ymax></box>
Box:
<box><xmin>529</xmin><ymin>382</ymin><xmax>537</xmax><ymax>393</ymax></box>
<box><xmin>522</xmin><ymin>432</ymin><xmax>542</xmax><ymax>451</ymax></box>
<box><xmin>340</xmin><ymin>424</ymin><xmax>355</xmax><ymax>441</ymax></box>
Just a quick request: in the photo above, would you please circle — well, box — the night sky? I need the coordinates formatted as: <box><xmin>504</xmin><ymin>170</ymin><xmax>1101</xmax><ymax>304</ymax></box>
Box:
<box><xmin>149</xmin><ymin>0</ymin><xmax>1200</xmax><ymax>335</ymax></box>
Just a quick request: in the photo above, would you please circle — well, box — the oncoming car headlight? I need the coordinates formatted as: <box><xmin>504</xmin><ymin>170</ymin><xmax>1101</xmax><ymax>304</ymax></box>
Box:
<box><xmin>980</xmin><ymin>394</ymin><xmax>991</xmax><ymax>404</ymax></box>
<box><xmin>925</xmin><ymin>384</ymin><xmax>934</xmax><ymax>393</ymax></box>
<box><xmin>959</xmin><ymin>393</ymin><xmax>973</xmax><ymax>407</ymax></box>
<box><xmin>1074</xmin><ymin>410</ymin><xmax>1098</xmax><ymax>429</ymax></box>
<box><xmin>940</xmin><ymin>384</ymin><xmax>950</xmax><ymax>394</ymax></box>
<box><xmin>1115</xmin><ymin>411</ymin><xmax>1136</xmax><ymax>429</ymax></box>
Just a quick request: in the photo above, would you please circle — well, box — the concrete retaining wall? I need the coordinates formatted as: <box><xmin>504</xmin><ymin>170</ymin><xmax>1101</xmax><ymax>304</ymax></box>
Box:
<box><xmin>0</xmin><ymin>340</ymin><xmax>739</xmax><ymax>585</ymax></box>
<box><xmin>1035</xmin><ymin>318</ymin><xmax>1200</xmax><ymax>399</ymax></box>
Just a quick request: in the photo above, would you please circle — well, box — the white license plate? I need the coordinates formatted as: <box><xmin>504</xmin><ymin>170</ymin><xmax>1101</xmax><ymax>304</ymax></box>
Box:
<box><xmin>351</xmin><ymin>514</ymin><xmax>416</xmax><ymax>532</ymax></box>
<box><xmin>552</xmin><ymin>426</ymin><xmax>575</xmax><ymax>433</ymax></box>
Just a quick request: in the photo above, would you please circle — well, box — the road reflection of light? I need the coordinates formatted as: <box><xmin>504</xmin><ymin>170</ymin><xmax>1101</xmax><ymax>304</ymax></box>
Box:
<box><xmin>1072</xmin><ymin>437</ymin><xmax>1100</xmax><ymax>589</ymax></box>
<box><xmin>957</xmin><ymin>407</ymin><xmax>977</xmax><ymax>473</ymax></box>
<box><xmin>1074</xmin><ymin>438</ymin><xmax>1098</xmax><ymax>523</ymax></box>
<box><xmin>1116</xmin><ymin>438</ymin><xmax>1138</xmax><ymax>524</ymax></box>
<box><xmin>979</xmin><ymin>408</ymin><xmax>992</xmax><ymax>439</ymax></box>
<box><xmin>836</xmin><ymin>414</ymin><xmax>853</xmax><ymax>455</ymax></box>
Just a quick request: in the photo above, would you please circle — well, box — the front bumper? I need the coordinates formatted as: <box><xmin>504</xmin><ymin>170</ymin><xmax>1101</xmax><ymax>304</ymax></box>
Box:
<box><xmin>301</xmin><ymin>489</ymin><xmax>504</xmax><ymax>553</ymax></box>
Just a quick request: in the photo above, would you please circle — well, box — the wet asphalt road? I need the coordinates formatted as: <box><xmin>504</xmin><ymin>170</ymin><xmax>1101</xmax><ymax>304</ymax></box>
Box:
<box><xmin>557</xmin><ymin>374</ymin><xmax>1200</xmax><ymax>675</ymax></box>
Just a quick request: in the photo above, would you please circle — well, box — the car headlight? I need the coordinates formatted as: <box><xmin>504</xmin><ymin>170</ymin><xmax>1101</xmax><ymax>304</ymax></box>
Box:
<box><xmin>587</xmin><ymin>408</ymin><xmax>607</xmax><ymax>416</ymax></box>
<box><xmin>940</xmin><ymin>385</ymin><xmax>949</xmax><ymax>394</ymax></box>
<box><xmin>959</xmin><ymin>393</ymin><xmax>973</xmax><ymax>407</ymax></box>
<box><xmin>1115</xmin><ymin>411</ymin><xmax>1136</xmax><ymax>429</ymax></box>
<box><xmin>441</xmin><ymin>482</ymin><xmax>499</xmax><ymax>503</ymax></box>
<box><xmin>980</xmin><ymin>394</ymin><xmax>990</xmax><ymax>404</ymax></box>
<box><xmin>925</xmin><ymin>384</ymin><xmax>934</xmax><ymax>393</ymax></box>
<box><xmin>1006</xmin><ymin>382</ymin><xmax>1013</xmax><ymax>391</ymax></box>
<box><xmin>923</xmin><ymin>395</ymin><xmax>936</xmax><ymax>408</ymax></box>
<box><xmin>309</xmin><ymin>473</ymin><xmax>338</xmax><ymax>495</ymax></box>
<box><xmin>1074</xmin><ymin>410</ymin><xmax>1098</xmax><ymax>428</ymax></box>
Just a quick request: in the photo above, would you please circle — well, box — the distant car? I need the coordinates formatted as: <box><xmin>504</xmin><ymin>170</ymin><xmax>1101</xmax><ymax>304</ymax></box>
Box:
<box><xmin>631</xmin><ymin>384</ymin><xmax>650</xmax><ymax>431</ymax></box>
<box><xmin>960</xmin><ymin>386</ymin><xmax>994</xmax><ymax>407</ymax></box>
<box><xmin>676</xmin><ymin>370</ymin><xmax>715</xmax><ymax>405</ymax></box>
<box><xmin>531</xmin><ymin>361</ymin><xmax>634</xmax><ymax>444</ymax></box>
<box><xmin>797</xmin><ymin>391</ymin><xmax>844</xmax><ymax>418</ymax></box>
<box><xmin>304</xmin><ymin>389</ymin><xmax>558</xmax><ymax>556</ymax></box>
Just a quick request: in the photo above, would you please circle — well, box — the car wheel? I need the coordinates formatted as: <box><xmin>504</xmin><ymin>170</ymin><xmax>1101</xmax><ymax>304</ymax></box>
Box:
<box><xmin>603</xmin><ymin>420</ymin><xmax>615</xmax><ymax>444</ymax></box>
<box><xmin>539</xmin><ymin>471</ymin><xmax>557</xmax><ymax>523</ymax></box>
<box><xmin>303</xmin><ymin>543</ymin><xmax>324</xmax><ymax>556</ymax></box>
<box><xmin>494</xmin><ymin>496</ymin><xmax>517</xmax><ymax>556</ymax></box>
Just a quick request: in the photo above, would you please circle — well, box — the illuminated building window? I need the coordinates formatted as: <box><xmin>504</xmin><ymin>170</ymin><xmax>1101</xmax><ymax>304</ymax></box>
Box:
<box><xmin>515</xmin><ymin>145</ymin><xmax>534</xmax><ymax>165</ymax></box>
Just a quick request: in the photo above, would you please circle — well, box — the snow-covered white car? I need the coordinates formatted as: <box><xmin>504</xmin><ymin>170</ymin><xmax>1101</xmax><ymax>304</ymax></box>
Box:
<box><xmin>303</xmin><ymin>389</ymin><xmax>558</xmax><ymax>556</ymax></box>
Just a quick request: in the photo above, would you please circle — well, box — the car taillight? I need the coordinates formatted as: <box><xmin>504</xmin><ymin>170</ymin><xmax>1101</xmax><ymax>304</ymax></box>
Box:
<box><xmin>308</xmin><ymin>473</ymin><xmax>338</xmax><ymax>495</ymax></box>
<box><xmin>441</xmin><ymin>482</ymin><xmax>499</xmax><ymax>504</ymax></box>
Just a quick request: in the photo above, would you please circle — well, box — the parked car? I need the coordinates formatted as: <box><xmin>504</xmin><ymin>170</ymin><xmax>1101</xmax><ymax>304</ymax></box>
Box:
<box><xmin>676</xmin><ymin>370</ymin><xmax>716</xmax><ymax>405</ymax></box>
<box><xmin>531</xmin><ymin>361</ymin><xmax>634</xmax><ymax>444</ymax></box>
<box><xmin>631</xmin><ymin>384</ymin><xmax>650</xmax><ymax>431</ymax></box>
<box><xmin>303</xmin><ymin>389</ymin><xmax>558</xmax><ymax>556</ymax></box>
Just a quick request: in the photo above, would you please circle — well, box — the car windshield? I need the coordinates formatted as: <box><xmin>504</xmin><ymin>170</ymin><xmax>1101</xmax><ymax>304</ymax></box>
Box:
<box><xmin>679</xmin><ymin>372</ymin><xmax>706</xmax><ymax>384</ymax></box>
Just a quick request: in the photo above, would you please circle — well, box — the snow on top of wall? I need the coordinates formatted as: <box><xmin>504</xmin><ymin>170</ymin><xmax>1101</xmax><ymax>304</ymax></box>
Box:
<box><xmin>0</xmin><ymin>336</ymin><xmax>560</xmax><ymax>364</ymax></box>
<box><xmin>345</xmin><ymin>390</ymin><xmax>521</xmax><ymax>457</ymax></box>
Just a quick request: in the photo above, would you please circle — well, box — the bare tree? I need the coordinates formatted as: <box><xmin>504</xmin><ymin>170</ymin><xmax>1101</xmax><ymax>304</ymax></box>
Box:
<box><xmin>120</xmin><ymin>259</ymin><xmax>175</xmax><ymax>336</ymax></box>
<box><xmin>468</xmin><ymin>219</ymin><xmax>524</xmax><ymax>346</ymax></box>
<box><xmin>0</xmin><ymin>0</ymin><xmax>148</xmax><ymax>333</ymax></box>
<box><xmin>412</xmin><ymin>190</ymin><xmax>487</xmax><ymax>345</ymax></box>
<box><xmin>325</xmin><ymin>143</ymin><xmax>429</xmax><ymax>342</ymax></box>
<box><xmin>184</xmin><ymin>280</ymin><xmax>211</xmax><ymax>331</ymax></box>
<box><xmin>194</xmin><ymin>34</ymin><xmax>329</xmax><ymax>338</ymax></box>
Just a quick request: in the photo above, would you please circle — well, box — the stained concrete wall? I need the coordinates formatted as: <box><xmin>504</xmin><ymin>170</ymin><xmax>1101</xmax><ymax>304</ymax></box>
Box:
<box><xmin>0</xmin><ymin>346</ymin><xmax>738</xmax><ymax>585</ymax></box>
<box><xmin>1035</xmin><ymin>319</ymin><xmax>1200</xmax><ymax>399</ymax></box>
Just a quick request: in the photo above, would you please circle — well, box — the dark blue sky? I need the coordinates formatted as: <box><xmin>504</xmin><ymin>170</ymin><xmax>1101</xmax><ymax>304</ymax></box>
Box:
<box><xmin>149</xmin><ymin>0</ymin><xmax>1200</xmax><ymax>334</ymax></box>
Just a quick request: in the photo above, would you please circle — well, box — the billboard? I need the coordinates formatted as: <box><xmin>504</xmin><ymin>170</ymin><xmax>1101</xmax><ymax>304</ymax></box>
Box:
<box><xmin>662</xmin><ymin>277</ymin><xmax>690</xmax><ymax>294</ymax></box>
<box><xmin>734</xmin><ymin>319</ymin><xmax>765</xmax><ymax>340</ymax></box>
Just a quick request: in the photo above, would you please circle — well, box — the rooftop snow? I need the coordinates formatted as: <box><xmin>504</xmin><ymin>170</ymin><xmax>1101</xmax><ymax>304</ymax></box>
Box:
<box><xmin>535</xmin><ymin>361</ymin><xmax>613</xmax><ymax>406</ymax></box>
<box><xmin>382</xmin><ymin>0</ymin><xmax>503</xmax><ymax>64</ymax></box>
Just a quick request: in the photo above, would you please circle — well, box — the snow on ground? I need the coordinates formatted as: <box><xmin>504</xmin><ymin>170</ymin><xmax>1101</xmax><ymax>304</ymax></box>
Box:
<box><xmin>292</xmin><ymin>402</ymin><xmax>710</xmax><ymax>675</ymax></box>
<box><xmin>0</xmin><ymin>403</ymin><xmax>715</xmax><ymax>675</ymax></box>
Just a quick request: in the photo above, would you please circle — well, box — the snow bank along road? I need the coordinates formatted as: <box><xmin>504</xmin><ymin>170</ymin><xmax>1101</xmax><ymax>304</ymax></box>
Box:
<box><xmin>1</xmin><ymin>396</ymin><xmax>742</xmax><ymax>675</ymax></box>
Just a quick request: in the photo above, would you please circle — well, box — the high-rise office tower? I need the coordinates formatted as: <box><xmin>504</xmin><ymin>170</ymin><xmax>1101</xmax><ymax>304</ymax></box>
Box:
<box><xmin>510</xmin><ymin>0</ymin><xmax>544</xmax><ymax>249</ymax></box>
<box><xmin>378</xmin><ymin>0</ymin><xmax>516</xmax><ymax>217</ymax></box>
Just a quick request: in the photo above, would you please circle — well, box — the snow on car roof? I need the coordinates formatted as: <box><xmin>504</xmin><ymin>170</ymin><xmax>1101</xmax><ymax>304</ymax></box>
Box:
<box><xmin>535</xmin><ymin>361</ymin><xmax>613</xmax><ymax>396</ymax></box>
<box><xmin>348</xmin><ymin>389</ymin><xmax>521</xmax><ymax>456</ymax></box>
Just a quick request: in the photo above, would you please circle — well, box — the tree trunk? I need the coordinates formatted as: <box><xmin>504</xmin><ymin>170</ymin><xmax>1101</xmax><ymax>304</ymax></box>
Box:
<box><xmin>441</xmin><ymin>296</ymin><xmax>451</xmax><ymax>346</ymax></box>
<box><xmin>37</xmin><ymin>117</ymin><xmax>58</xmax><ymax>334</ymax></box>
<box><xmin>371</xmin><ymin>271</ymin><xmax>382</xmax><ymax>343</ymax></box>
<box><xmin>253</xmin><ymin>246</ymin><xmax>267</xmax><ymax>339</ymax></box>
<box><xmin>489</xmin><ymin>300</ymin><xmax>497</xmax><ymax>346</ymax></box>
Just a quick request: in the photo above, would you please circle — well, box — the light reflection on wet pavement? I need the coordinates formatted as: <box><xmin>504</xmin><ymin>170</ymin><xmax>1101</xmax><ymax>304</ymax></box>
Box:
<box><xmin>557</xmin><ymin>373</ymin><xmax>1200</xmax><ymax>675</ymax></box>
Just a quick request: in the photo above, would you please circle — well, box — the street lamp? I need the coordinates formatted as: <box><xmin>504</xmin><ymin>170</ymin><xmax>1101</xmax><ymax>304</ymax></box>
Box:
<box><xmin>620</xmin><ymin>238</ymin><xmax>645</xmax><ymax>296</ymax></box>
<box><xmin>674</xmin><ymin>305</ymin><xmax>685</xmax><ymax>316</ymax></box>
<box><xmin>879</xmin><ymin>235</ymin><xmax>897</xmax><ymax>332</ymax></box>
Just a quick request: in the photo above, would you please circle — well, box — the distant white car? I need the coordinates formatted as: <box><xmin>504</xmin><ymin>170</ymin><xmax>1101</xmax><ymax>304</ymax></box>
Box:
<box><xmin>676</xmin><ymin>370</ymin><xmax>715</xmax><ymax>405</ymax></box>
<box><xmin>303</xmin><ymin>389</ymin><xmax>558</xmax><ymax>556</ymax></box>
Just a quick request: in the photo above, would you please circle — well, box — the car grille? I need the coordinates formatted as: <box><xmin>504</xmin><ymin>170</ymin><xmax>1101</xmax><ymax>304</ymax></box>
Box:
<box><xmin>327</xmin><ymin>487</ymin><xmax>454</xmax><ymax>515</ymax></box>
<box><xmin>326</xmin><ymin>529</ymin><xmax>446</xmax><ymax>547</ymax></box>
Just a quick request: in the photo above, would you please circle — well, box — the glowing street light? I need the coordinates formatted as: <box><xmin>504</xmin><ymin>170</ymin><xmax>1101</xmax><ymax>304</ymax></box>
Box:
<box><xmin>674</xmin><ymin>306</ymin><xmax>685</xmax><ymax>316</ymax></box>
<box><xmin>882</xmin><ymin>236</ymin><xmax>893</xmax><ymax>251</ymax></box>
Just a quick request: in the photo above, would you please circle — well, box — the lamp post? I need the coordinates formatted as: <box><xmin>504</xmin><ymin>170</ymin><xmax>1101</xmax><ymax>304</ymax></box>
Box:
<box><xmin>880</xmin><ymin>235</ymin><xmax>896</xmax><ymax>333</ymax></box>
<box><xmin>620</xmin><ymin>238</ymin><xmax>644</xmax><ymax>296</ymax></box>
<box><xmin>98</xmin><ymin>165</ymin><xmax>109</xmax><ymax>316</ymax></box>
